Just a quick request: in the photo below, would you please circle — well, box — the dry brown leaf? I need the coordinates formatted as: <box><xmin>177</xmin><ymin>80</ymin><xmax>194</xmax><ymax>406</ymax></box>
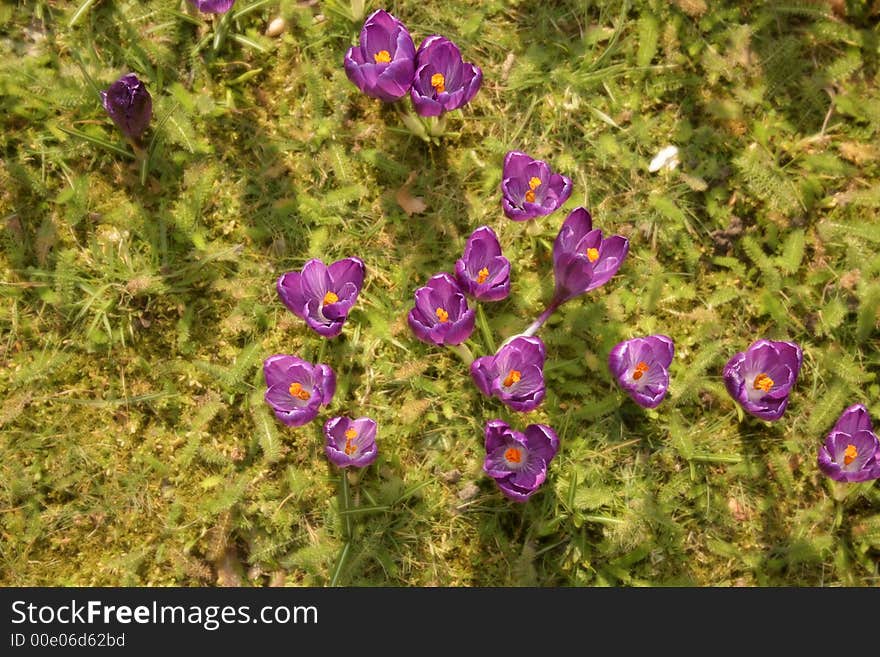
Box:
<box><xmin>395</xmin><ymin>171</ymin><xmax>427</xmax><ymax>216</ymax></box>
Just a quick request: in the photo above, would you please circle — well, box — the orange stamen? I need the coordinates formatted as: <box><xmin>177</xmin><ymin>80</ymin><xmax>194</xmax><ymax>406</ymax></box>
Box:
<box><xmin>435</xmin><ymin>307</ymin><xmax>449</xmax><ymax>323</ymax></box>
<box><xmin>632</xmin><ymin>361</ymin><xmax>649</xmax><ymax>381</ymax></box>
<box><xmin>586</xmin><ymin>247</ymin><xmax>599</xmax><ymax>262</ymax></box>
<box><xmin>476</xmin><ymin>267</ymin><xmax>489</xmax><ymax>285</ymax></box>
<box><xmin>344</xmin><ymin>441</ymin><xmax>357</xmax><ymax>456</ymax></box>
<box><xmin>323</xmin><ymin>291</ymin><xmax>339</xmax><ymax>305</ymax></box>
<box><xmin>503</xmin><ymin>370</ymin><xmax>521</xmax><ymax>387</ymax></box>
<box><xmin>753</xmin><ymin>373</ymin><xmax>774</xmax><ymax>393</ymax></box>
<box><xmin>504</xmin><ymin>447</ymin><xmax>522</xmax><ymax>464</ymax></box>
<box><xmin>344</xmin><ymin>428</ymin><xmax>357</xmax><ymax>440</ymax></box>
<box><xmin>431</xmin><ymin>72</ymin><xmax>446</xmax><ymax>94</ymax></box>
<box><xmin>843</xmin><ymin>444</ymin><xmax>858</xmax><ymax>466</ymax></box>
<box><xmin>288</xmin><ymin>382</ymin><xmax>311</xmax><ymax>401</ymax></box>
<box><xmin>374</xmin><ymin>50</ymin><xmax>391</xmax><ymax>63</ymax></box>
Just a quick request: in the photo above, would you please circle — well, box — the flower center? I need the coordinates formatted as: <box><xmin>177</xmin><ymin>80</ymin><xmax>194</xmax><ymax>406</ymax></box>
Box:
<box><xmin>288</xmin><ymin>382</ymin><xmax>311</xmax><ymax>401</ymax></box>
<box><xmin>435</xmin><ymin>307</ymin><xmax>449</xmax><ymax>323</ymax></box>
<box><xmin>843</xmin><ymin>444</ymin><xmax>858</xmax><ymax>466</ymax></box>
<box><xmin>344</xmin><ymin>440</ymin><xmax>357</xmax><ymax>456</ymax></box>
<box><xmin>504</xmin><ymin>447</ymin><xmax>522</xmax><ymax>465</ymax></box>
<box><xmin>374</xmin><ymin>50</ymin><xmax>391</xmax><ymax>63</ymax></box>
<box><xmin>524</xmin><ymin>177</ymin><xmax>542</xmax><ymax>203</ymax></box>
<box><xmin>586</xmin><ymin>247</ymin><xmax>599</xmax><ymax>262</ymax></box>
<box><xmin>632</xmin><ymin>361</ymin><xmax>649</xmax><ymax>381</ymax></box>
<box><xmin>323</xmin><ymin>291</ymin><xmax>339</xmax><ymax>305</ymax></box>
<box><xmin>431</xmin><ymin>72</ymin><xmax>446</xmax><ymax>94</ymax></box>
<box><xmin>753</xmin><ymin>373</ymin><xmax>774</xmax><ymax>393</ymax></box>
<box><xmin>476</xmin><ymin>267</ymin><xmax>489</xmax><ymax>285</ymax></box>
<box><xmin>503</xmin><ymin>370</ymin><xmax>521</xmax><ymax>387</ymax></box>
<box><xmin>344</xmin><ymin>428</ymin><xmax>357</xmax><ymax>440</ymax></box>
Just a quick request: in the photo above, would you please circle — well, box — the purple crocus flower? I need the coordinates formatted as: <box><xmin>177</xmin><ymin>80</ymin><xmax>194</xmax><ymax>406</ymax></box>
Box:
<box><xmin>344</xmin><ymin>10</ymin><xmax>416</xmax><ymax>102</ymax></box>
<box><xmin>471</xmin><ymin>336</ymin><xmax>546</xmax><ymax>412</ymax></box>
<box><xmin>277</xmin><ymin>257</ymin><xmax>365</xmax><ymax>339</ymax></box>
<box><xmin>501</xmin><ymin>151</ymin><xmax>573</xmax><ymax>221</ymax></box>
<box><xmin>454</xmin><ymin>226</ymin><xmax>510</xmax><ymax>302</ymax></box>
<box><xmin>410</xmin><ymin>35</ymin><xmax>482</xmax><ymax>117</ymax></box>
<box><xmin>552</xmin><ymin>207</ymin><xmax>629</xmax><ymax>306</ymax></box>
<box><xmin>483</xmin><ymin>420</ymin><xmax>559</xmax><ymax>502</ymax></box>
<box><xmin>324</xmin><ymin>416</ymin><xmax>379</xmax><ymax>469</ymax></box>
<box><xmin>101</xmin><ymin>73</ymin><xmax>152</xmax><ymax>143</ymax></box>
<box><xmin>723</xmin><ymin>339</ymin><xmax>803</xmax><ymax>421</ymax></box>
<box><xmin>817</xmin><ymin>404</ymin><xmax>880</xmax><ymax>483</ymax></box>
<box><xmin>263</xmin><ymin>354</ymin><xmax>336</xmax><ymax>427</ymax></box>
<box><xmin>407</xmin><ymin>272</ymin><xmax>475</xmax><ymax>346</ymax></box>
<box><xmin>188</xmin><ymin>0</ymin><xmax>235</xmax><ymax>13</ymax></box>
<box><xmin>608</xmin><ymin>335</ymin><xmax>674</xmax><ymax>409</ymax></box>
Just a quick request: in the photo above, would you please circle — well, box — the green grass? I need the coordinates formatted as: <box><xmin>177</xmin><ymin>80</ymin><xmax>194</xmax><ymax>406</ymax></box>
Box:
<box><xmin>2</xmin><ymin>0</ymin><xmax>880</xmax><ymax>586</ymax></box>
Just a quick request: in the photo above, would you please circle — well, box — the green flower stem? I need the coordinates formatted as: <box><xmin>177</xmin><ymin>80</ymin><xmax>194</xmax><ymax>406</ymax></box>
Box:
<box><xmin>330</xmin><ymin>470</ymin><xmax>355</xmax><ymax>587</ymax></box>
<box><xmin>448</xmin><ymin>342</ymin><xmax>474</xmax><ymax>365</ymax></box>
<box><xmin>476</xmin><ymin>304</ymin><xmax>495</xmax><ymax>354</ymax></box>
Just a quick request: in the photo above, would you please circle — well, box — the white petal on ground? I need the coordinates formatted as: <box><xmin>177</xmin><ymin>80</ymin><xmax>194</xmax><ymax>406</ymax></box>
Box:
<box><xmin>648</xmin><ymin>145</ymin><xmax>680</xmax><ymax>173</ymax></box>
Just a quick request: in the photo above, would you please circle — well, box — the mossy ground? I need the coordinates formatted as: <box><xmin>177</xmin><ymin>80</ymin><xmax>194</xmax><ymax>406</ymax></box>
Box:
<box><xmin>2</xmin><ymin>0</ymin><xmax>880</xmax><ymax>586</ymax></box>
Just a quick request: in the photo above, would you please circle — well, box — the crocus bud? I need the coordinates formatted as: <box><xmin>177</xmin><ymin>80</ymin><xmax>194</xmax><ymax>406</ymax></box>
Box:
<box><xmin>101</xmin><ymin>73</ymin><xmax>152</xmax><ymax>143</ymax></box>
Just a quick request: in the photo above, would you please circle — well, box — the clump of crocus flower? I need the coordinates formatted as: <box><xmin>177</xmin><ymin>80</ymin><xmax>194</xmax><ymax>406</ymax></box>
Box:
<box><xmin>277</xmin><ymin>257</ymin><xmax>365</xmax><ymax>339</ymax></box>
<box><xmin>324</xmin><ymin>416</ymin><xmax>379</xmax><ymax>469</ymax></box>
<box><xmin>608</xmin><ymin>335</ymin><xmax>674</xmax><ymax>409</ymax></box>
<box><xmin>723</xmin><ymin>339</ymin><xmax>802</xmax><ymax>421</ymax></box>
<box><xmin>101</xmin><ymin>73</ymin><xmax>152</xmax><ymax>146</ymax></box>
<box><xmin>483</xmin><ymin>420</ymin><xmax>559</xmax><ymax>502</ymax></box>
<box><xmin>408</xmin><ymin>272</ymin><xmax>475</xmax><ymax>346</ymax></box>
<box><xmin>454</xmin><ymin>226</ymin><xmax>510</xmax><ymax>302</ymax></box>
<box><xmin>263</xmin><ymin>355</ymin><xmax>336</xmax><ymax>427</ymax></box>
<box><xmin>471</xmin><ymin>336</ymin><xmax>546</xmax><ymax>412</ymax></box>
<box><xmin>344</xmin><ymin>9</ymin><xmax>416</xmax><ymax>102</ymax></box>
<box><xmin>501</xmin><ymin>151</ymin><xmax>573</xmax><ymax>221</ymax></box>
<box><xmin>410</xmin><ymin>35</ymin><xmax>482</xmax><ymax>117</ymax></box>
<box><xmin>817</xmin><ymin>404</ymin><xmax>880</xmax><ymax>483</ymax></box>
<box><xmin>187</xmin><ymin>0</ymin><xmax>235</xmax><ymax>13</ymax></box>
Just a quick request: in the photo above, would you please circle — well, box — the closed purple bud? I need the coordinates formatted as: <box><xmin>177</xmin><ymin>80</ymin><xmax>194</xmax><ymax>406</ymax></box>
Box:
<box><xmin>344</xmin><ymin>10</ymin><xmax>416</xmax><ymax>102</ymax></box>
<box><xmin>100</xmin><ymin>73</ymin><xmax>152</xmax><ymax>142</ymax></box>
<box><xmin>324</xmin><ymin>416</ymin><xmax>379</xmax><ymax>469</ymax></box>
<box><xmin>552</xmin><ymin>207</ymin><xmax>629</xmax><ymax>305</ymax></box>
<box><xmin>407</xmin><ymin>272</ymin><xmax>475</xmax><ymax>346</ymax></box>
<box><xmin>470</xmin><ymin>336</ymin><xmax>546</xmax><ymax>412</ymax></box>
<box><xmin>263</xmin><ymin>355</ymin><xmax>336</xmax><ymax>427</ymax></box>
<box><xmin>188</xmin><ymin>0</ymin><xmax>235</xmax><ymax>13</ymax></box>
<box><xmin>454</xmin><ymin>226</ymin><xmax>510</xmax><ymax>302</ymax></box>
<box><xmin>483</xmin><ymin>419</ymin><xmax>559</xmax><ymax>502</ymax></box>
<box><xmin>817</xmin><ymin>404</ymin><xmax>880</xmax><ymax>483</ymax></box>
<box><xmin>608</xmin><ymin>335</ymin><xmax>674</xmax><ymax>409</ymax></box>
<box><xmin>277</xmin><ymin>257</ymin><xmax>365</xmax><ymax>339</ymax></box>
<box><xmin>501</xmin><ymin>151</ymin><xmax>573</xmax><ymax>221</ymax></box>
<box><xmin>410</xmin><ymin>35</ymin><xmax>482</xmax><ymax>117</ymax></box>
<box><xmin>723</xmin><ymin>339</ymin><xmax>802</xmax><ymax>421</ymax></box>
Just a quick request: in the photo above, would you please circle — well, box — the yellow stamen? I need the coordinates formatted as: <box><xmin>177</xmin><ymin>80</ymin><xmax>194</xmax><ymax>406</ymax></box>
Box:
<box><xmin>323</xmin><ymin>291</ymin><xmax>339</xmax><ymax>305</ymax></box>
<box><xmin>374</xmin><ymin>50</ymin><xmax>391</xmax><ymax>63</ymax></box>
<box><xmin>524</xmin><ymin>190</ymin><xmax>536</xmax><ymax>203</ymax></box>
<box><xmin>843</xmin><ymin>444</ymin><xmax>858</xmax><ymax>466</ymax></box>
<box><xmin>632</xmin><ymin>361</ymin><xmax>649</xmax><ymax>381</ymax></box>
<box><xmin>288</xmin><ymin>382</ymin><xmax>311</xmax><ymax>401</ymax></box>
<box><xmin>476</xmin><ymin>267</ymin><xmax>489</xmax><ymax>285</ymax></box>
<box><xmin>431</xmin><ymin>72</ymin><xmax>446</xmax><ymax>94</ymax></box>
<box><xmin>344</xmin><ymin>428</ymin><xmax>357</xmax><ymax>440</ymax></box>
<box><xmin>435</xmin><ymin>307</ymin><xmax>449</xmax><ymax>323</ymax></box>
<box><xmin>504</xmin><ymin>447</ymin><xmax>522</xmax><ymax>465</ymax></box>
<box><xmin>586</xmin><ymin>247</ymin><xmax>600</xmax><ymax>262</ymax></box>
<box><xmin>753</xmin><ymin>373</ymin><xmax>774</xmax><ymax>393</ymax></box>
<box><xmin>503</xmin><ymin>370</ymin><xmax>521</xmax><ymax>387</ymax></box>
